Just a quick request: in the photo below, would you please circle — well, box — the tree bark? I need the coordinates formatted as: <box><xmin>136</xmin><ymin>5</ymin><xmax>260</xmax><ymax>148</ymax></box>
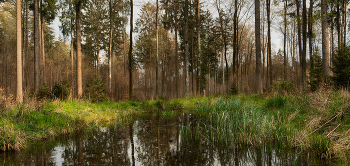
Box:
<box><xmin>129</xmin><ymin>0</ymin><xmax>134</xmax><ymax>100</ymax></box>
<box><xmin>302</xmin><ymin>0</ymin><xmax>307</xmax><ymax>90</ymax></box>
<box><xmin>34</xmin><ymin>0</ymin><xmax>40</xmax><ymax>94</ymax></box>
<box><xmin>267</xmin><ymin>0</ymin><xmax>272</xmax><ymax>87</ymax></box>
<box><xmin>17</xmin><ymin>0</ymin><xmax>23</xmax><ymax>103</ymax></box>
<box><xmin>76</xmin><ymin>1</ymin><xmax>83</xmax><ymax>97</ymax></box>
<box><xmin>156</xmin><ymin>0</ymin><xmax>159</xmax><ymax>97</ymax></box>
<box><xmin>196</xmin><ymin>0</ymin><xmax>201</xmax><ymax>95</ymax></box>
<box><xmin>175</xmin><ymin>3</ymin><xmax>179</xmax><ymax>98</ymax></box>
<box><xmin>309</xmin><ymin>0</ymin><xmax>314</xmax><ymax>70</ymax></box>
<box><xmin>255</xmin><ymin>0</ymin><xmax>262</xmax><ymax>93</ymax></box>
<box><xmin>109</xmin><ymin>0</ymin><xmax>113</xmax><ymax>95</ymax></box>
<box><xmin>322</xmin><ymin>0</ymin><xmax>331</xmax><ymax>76</ymax></box>
<box><xmin>184</xmin><ymin>0</ymin><xmax>189</xmax><ymax>96</ymax></box>
<box><xmin>284</xmin><ymin>0</ymin><xmax>287</xmax><ymax>81</ymax></box>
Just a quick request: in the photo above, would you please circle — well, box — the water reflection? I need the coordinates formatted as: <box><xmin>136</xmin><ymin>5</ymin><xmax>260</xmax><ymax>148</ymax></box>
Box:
<box><xmin>0</xmin><ymin>113</ymin><xmax>328</xmax><ymax>166</ymax></box>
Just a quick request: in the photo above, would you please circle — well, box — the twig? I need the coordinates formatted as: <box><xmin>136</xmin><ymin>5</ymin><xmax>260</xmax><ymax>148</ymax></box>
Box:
<box><xmin>327</xmin><ymin>124</ymin><xmax>341</xmax><ymax>138</ymax></box>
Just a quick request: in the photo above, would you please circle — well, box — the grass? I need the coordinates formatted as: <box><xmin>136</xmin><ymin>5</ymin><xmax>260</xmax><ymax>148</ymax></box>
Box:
<box><xmin>181</xmin><ymin>90</ymin><xmax>350</xmax><ymax>164</ymax></box>
<box><xmin>0</xmin><ymin>96</ymin><xmax>209</xmax><ymax>152</ymax></box>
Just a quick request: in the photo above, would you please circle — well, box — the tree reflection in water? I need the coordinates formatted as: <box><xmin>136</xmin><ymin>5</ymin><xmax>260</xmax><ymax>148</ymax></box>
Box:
<box><xmin>0</xmin><ymin>113</ymin><xmax>327</xmax><ymax>165</ymax></box>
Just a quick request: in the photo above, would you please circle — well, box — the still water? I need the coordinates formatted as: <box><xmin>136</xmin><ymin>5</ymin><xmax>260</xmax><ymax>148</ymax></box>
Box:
<box><xmin>1</xmin><ymin>113</ymin><xmax>327</xmax><ymax>166</ymax></box>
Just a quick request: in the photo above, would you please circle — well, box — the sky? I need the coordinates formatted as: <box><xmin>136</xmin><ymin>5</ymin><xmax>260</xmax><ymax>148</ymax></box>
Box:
<box><xmin>50</xmin><ymin>0</ymin><xmax>283</xmax><ymax>54</ymax></box>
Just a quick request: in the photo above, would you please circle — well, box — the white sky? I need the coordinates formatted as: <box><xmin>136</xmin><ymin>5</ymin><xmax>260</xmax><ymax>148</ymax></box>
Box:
<box><xmin>50</xmin><ymin>0</ymin><xmax>283</xmax><ymax>54</ymax></box>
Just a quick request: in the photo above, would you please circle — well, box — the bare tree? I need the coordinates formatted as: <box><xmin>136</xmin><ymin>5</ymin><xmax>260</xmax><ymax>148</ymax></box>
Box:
<box><xmin>76</xmin><ymin>0</ymin><xmax>83</xmax><ymax>97</ymax></box>
<box><xmin>129</xmin><ymin>0</ymin><xmax>134</xmax><ymax>100</ymax></box>
<box><xmin>255</xmin><ymin>0</ymin><xmax>262</xmax><ymax>93</ymax></box>
<box><xmin>321</xmin><ymin>0</ymin><xmax>331</xmax><ymax>76</ymax></box>
<box><xmin>17</xmin><ymin>0</ymin><xmax>23</xmax><ymax>103</ymax></box>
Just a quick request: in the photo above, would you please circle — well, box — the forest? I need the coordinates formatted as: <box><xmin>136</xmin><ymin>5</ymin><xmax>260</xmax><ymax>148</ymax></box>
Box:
<box><xmin>1</xmin><ymin>0</ymin><xmax>348</xmax><ymax>102</ymax></box>
<box><xmin>1</xmin><ymin>0</ymin><xmax>350</xmax><ymax>165</ymax></box>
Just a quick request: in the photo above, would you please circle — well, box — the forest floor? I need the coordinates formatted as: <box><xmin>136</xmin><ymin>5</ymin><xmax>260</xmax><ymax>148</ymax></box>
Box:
<box><xmin>0</xmin><ymin>90</ymin><xmax>350</xmax><ymax>164</ymax></box>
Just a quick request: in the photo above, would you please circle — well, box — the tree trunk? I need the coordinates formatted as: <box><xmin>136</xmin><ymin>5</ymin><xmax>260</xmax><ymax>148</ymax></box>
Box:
<box><xmin>76</xmin><ymin>1</ymin><xmax>83</xmax><ymax>97</ymax></box>
<box><xmin>129</xmin><ymin>0</ymin><xmax>133</xmax><ymax>100</ymax></box>
<box><xmin>109</xmin><ymin>0</ymin><xmax>113</xmax><ymax>95</ymax></box>
<box><xmin>25</xmin><ymin>0</ymin><xmax>29</xmax><ymax>89</ymax></box>
<box><xmin>296</xmin><ymin>0</ymin><xmax>302</xmax><ymax>89</ymax></box>
<box><xmin>321</xmin><ymin>0</ymin><xmax>331</xmax><ymax>76</ymax></box>
<box><xmin>156</xmin><ymin>0</ymin><xmax>159</xmax><ymax>98</ymax></box>
<box><xmin>184</xmin><ymin>0</ymin><xmax>190</xmax><ymax>96</ymax></box>
<box><xmin>302</xmin><ymin>0</ymin><xmax>307</xmax><ymax>90</ymax></box>
<box><xmin>196</xmin><ymin>0</ymin><xmax>201</xmax><ymax>95</ymax></box>
<box><xmin>255</xmin><ymin>0</ymin><xmax>262</xmax><ymax>93</ymax></box>
<box><xmin>41</xmin><ymin>21</ymin><xmax>46</xmax><ymax>84</ymax></box>
<box><xmin>17</xmin><ymin>0</ymin><xmax>23</xmax><ymax>103</ymax></box>
<box><xmin>34</xmin><ymin>0</ymin><xmax>40</xmax><ymax>94</ymax></box>
<box><xmin>70</xmin><ymin>0</ymin><xmax>74</xmax><ymax>94</ymax></box>
<box><xmin>284</xmin><ymin>0</ymin><xmax>287</xmax><ymax>81</ymax></box>
<box><xmin>309</xmin><ymin>0</ymin><xmax>313</xmax><ymax>70</ymax></box>
<box><xmin>174</xmin><ymin>0</ymin><xmax>179</xmax><ymax>98</ymax></box>
<box><xmin>267</xmin><ymin>0</ymin><xmax>272</xmax><ymax>87</ymax></box>
<box><xmin>337</xmin><ymin>1</ymin><xmax>341</xmax><ymax>48</ymax></box>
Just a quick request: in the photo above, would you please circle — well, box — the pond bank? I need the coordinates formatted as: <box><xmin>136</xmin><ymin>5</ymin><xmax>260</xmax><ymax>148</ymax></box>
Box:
<box><xmin>1</xmin><ymin>91</ymin><xmax>350</xmax><ymax>164</ymax></box>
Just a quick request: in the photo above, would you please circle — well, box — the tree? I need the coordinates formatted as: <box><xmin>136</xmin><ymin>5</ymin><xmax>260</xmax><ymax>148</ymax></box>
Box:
<box><xmin>76</xmin><ymin>0</ymin><xmax>83</xmax><ymax>97</ymax></box>
<box><xmin>255</xmin><ymin>0</ymin><xmax>262</xmax><ymax>93</ymax></box>
<box><xmin>196</xmin><ymin>0</ymin><xmax>201</xmax><ymax>95</ymax></box>
<box><xmin>321</xmin><ymin>0</ymin><xmax>331</xmax><ymax>76</ymax></box>
<box><xmin>301</xmin><ymin>0</ymin><xmax>307</xmax><ymax>90</ymax></box>
<box><xmin>129</xmin><ymin>0</ymin><xmax>133</xmax><ymax>100</ymax></box>
<box><xmin>332</xmin><ymin>46</ymin><xmax>350</xmax><ymax>89</ymax></box>
<box><xmin>16</xmin><ymin>0</ymin><xmax>22</xmax><ymax>103</ymax></box>
<box><xmin>34</xmin><ymin>0</ymin><xmax>40</xmax><ymax>94</ymax></box>
<box><xmin>184</xmin><ymin>0</ymin><xmax>189</xmax><ymax>96</ymax></box>
<box><xmin>155</xmin><ymin>0</ymin><xmax>159</xmax><ymax>97</ymax></box>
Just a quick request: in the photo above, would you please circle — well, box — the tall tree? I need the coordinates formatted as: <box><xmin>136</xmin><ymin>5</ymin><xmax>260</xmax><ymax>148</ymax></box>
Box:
<box><xmin>34</xmin><ymin>0</ymin><xmax>40</xmax><ymax>94</ymax></box>
<box><xmin>302</xmin><ymin>0</ymin><xmax>307</xmax><ymax>89</ymax></box>
<box><xmin>76</xmin><ymin>0</ymin><xmax>82</xmax><ymax>97</ymax></box>
<box><xmin>129</xmin><ymin>0</ymin><xmax>133</xmax><ymax>100</ymax></box>
<box><xmin>267</xmin><ymin>0</ymin><xmax>272</xmax><ymax>86</ymax></box>
<box><xmin>255</xmin><ymin>0</ymin><xmax>262</xmax><ymax>93</ymax></box>
<box><xmin>184</xmin><ymin>0</ymin><xmax>189</xmax><ymax>96</ymax></box>
<box><xmin>109</xmin><ymin>0</ymin><xmax>113</xmax><ymax>94</ymax></box>
<box><xmin>283</xmin><ymin>0</ymin><xmax>287</xmax><ymax>81</ymax></box>
<box><xmin>156</xmin><ymin>0</ymin><xmax>159</xmax><ymax>97</ymax></box>
<box><xmin>321</xmin><ymin>0</ymin><xmax>331</xmax><ymax>76</ymax></box>
<box><xmin>196</xmin><ymin>0</ymin><xmax>201</xmax><ymax>95</ymax></box>
<box><xmin>16</xmin><ymin>0</ymin><xmax>23</xmax><ymax>103</ymax></box>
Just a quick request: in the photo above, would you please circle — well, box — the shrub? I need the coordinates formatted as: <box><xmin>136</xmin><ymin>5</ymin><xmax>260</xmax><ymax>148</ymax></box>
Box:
<box><xmin>85</xmin><ymin>75</ymin><xmax>106</xmax><ymax>102</ymax></box>
<box><xmin>227</xmin><ymin>82</ymin><xmax>238</xmax><ymax>95</ymax></box>
<box><xmin>37</xmin><ymin>84</ymin><xmax>52</xmax><ymax>100</ymax></box>
<box><xmin>52</xmin><ymin>80</ymin><xmax>70</xmax><ymax>100</ymax></box>
<box><xmin>309</xmin><ymin>54</ymin><xmax>323</xmax><ymax>92</ymax></box>
<box><xmin>332</xmin><ymin>46</ymin><xmax>350</xmax><ymax>89</ymax></box>
<box><xmin>271</xmin><ymin>79</ymin><xmax>294</xmax><ymax>94</ymax></box>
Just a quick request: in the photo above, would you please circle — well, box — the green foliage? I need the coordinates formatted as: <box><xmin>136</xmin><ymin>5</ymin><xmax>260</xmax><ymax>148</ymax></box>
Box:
<box><xmin>271</xmin><ymin>79</ymin><xmax>294</xmax><ymax>94</ymax></box>
<box><xmin>332</xmin><ymin>46</ymin><xmax>350</xmax><ymax>89</ymax></box>
<box><xmin>37</xmin><ymin>84</ymin><xmax>52</xmax><ymax>100</ymax></box>
<box><xmin>309</xmin><ymin>54</ymin><xmax>323</xmax><ymax>92</ymax></box>
<box><xmin>85</xmin><ymin>75</ymin><xmax>107</xmax><ymax>102</ymax></box>
<box><xmin>227</xmin><ymin>82</ymin><xmax>238</xmax><ymax>95</ymax></box>
<box><xmin>265</xmin><ymin>95</ymin><xmax>287</xmax><ymax>109</ymax></box>
<box><xmin>52</xmin><ymin>80</ymin><xmax>70</xmax><ymax>100</ymax></box>
<box><xmin>310</xmin><ymin>135</ymin><xmax>332</xmax><ymax>158</ymax></box>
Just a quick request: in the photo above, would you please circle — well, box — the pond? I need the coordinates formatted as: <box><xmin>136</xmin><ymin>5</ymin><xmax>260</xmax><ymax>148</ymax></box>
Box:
<box><xmin>1</xmin><ymin>113</ymin><xmax>328</xmax><ymax>165</ymax></box>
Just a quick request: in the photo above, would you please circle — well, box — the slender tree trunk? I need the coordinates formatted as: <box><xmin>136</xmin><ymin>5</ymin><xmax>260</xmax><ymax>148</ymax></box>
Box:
<box><xmin>109</xmin><ymin>0</ymin><xmax>113</xmax><ymax>95</ymax></box>
<box><xmin>34</xmin><ymin>0</ymin><xmax>40</xmax><ymax>94</ymax></box>
<box><xmin>322</xmin><ymin>0</ymin><xmax>331</xmax><ymax>76</ymax></box>
<box><xmin>233</xmin><ymin>0</ymin><xmax>238</xmax><ymax>85</ymax></box>
<box><xmin>123</xmin><ymin>1</ymin><xmax>127</xmax><ymax>77</ymax></box>
<box><xmin>70</xmin><ymin>0</ymin><xmax>74</xmax><ymax>94</ymax></box>
<box><xmin>129</xmin><ymin>0</ymin><xmax>133</xmax><ymax>100</ymax></box>
<box><xmin>184</xmin><ymin>0</ymin><xmax>189</xmax><ymax>96</ymax></box>
<box><xmin>196</xmin><ymin>0</ymin><xmax>201</xmax><ymax>95</ymax></box>
<box><xmin>25</xmin><ymin>0</ymin><xmax>29</xmax><ymax>89</ymax></box>
<box><xmin>156</xmin><ymin>0</ymin><xmax>159</xmax><ymax>98</ymax></box>
<box><xmin>255</xmin><ymin>0</ymin><xmax>262</xmax><ymax>93</ymax></box>
<box><xmin>302</xmin><ymin>0</ymin><xmax>307</xmax><ymax>90</ymax></box>
<box><xmin>309</xmin><ymin>0</ymin><xmax>313</xmax><ymax>70</ymax></box>
<box><xmin>76</xmin><ymin>1</ymin><xmax>83</xmax><ymax>97</ymax></box>
<box><xmin>284</xmin><ymin>0</ymin><xmax>287</xmax><ymax>81</ymax></box>
<box><xmin>337</xmin><ymin>2</ymin><xmax>341</xmax><ymax>48</ymax></box>
<box><xmin>267</xmin><ymin>0</ymin><xmax>272</xmax><ymax>87</ymax></box>
<box><xmin>343</xmin><ymin>1</ymin><xmax>346</xmax><ymax>48</ymax></box>
<box><xmin>41</xmin><ymin>21</ymin><xmax>46</xmax><ymax>84</ymax></box>
<box><xmin>296</xmin><ymin>0</ymin><xmax>302</xmax><ymax>89</ymax></box>
<box><xmin>17</xmin><ymin>0</ymin><xmax>23</xmax><ymax>103</ymax></box>
<box><xmin>174</xmin><ymin>0</ymin><xmax>179</xmax><ymax>98</ymax></box>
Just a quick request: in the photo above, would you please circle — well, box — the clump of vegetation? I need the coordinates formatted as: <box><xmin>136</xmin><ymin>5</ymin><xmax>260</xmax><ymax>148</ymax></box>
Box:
<box><xmin>270</xmin><ymin>79</ymin><xmax>294</xmax><ymax>94</ymax></box>
<box><xmin>85</xmin><ymin>75</ymin><xmax>107</xmax><ymax>102</ymax></box>
<box><xmin>332</xmin><ymin>46</ymin><xmax>350</xmax><ymax>90</ymax></box>
<box><xmin>227</xmin><ymin>82</ymin><xmax>238</xmax><ymax>95</ymax></box>
<box><xmin>52</xmin><ymin>80</ymin><xmax>70</xmax><ymax>100</ymax></box>
<box><xmin>37</xmin><ymin>84</ymin><xmax>52</xmax><ymax>100</ymax></box>
<box><xmin>309</xmin><ymin>54</ymin><xmax>323</xmax><ymax>92</ymax></box>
